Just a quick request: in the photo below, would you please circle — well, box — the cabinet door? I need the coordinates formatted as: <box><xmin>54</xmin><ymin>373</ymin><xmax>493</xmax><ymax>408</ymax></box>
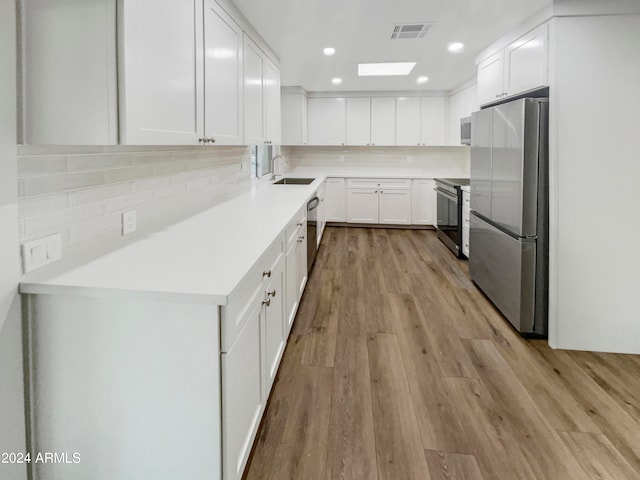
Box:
<box><xmin>477</xmin><ymin>50</ymin><xmax>505</xmax><ymax>106</ymax></box>
<box><xmin>22</xmin><ymin>0</ymin><xmax>118</xmax><ymax>145</ymax></box>
<box><xmin>448</xmin><ymin>89</ymin><xmax>467</xmax><ymax>146</ymax></box>
<box><xmin>264</xmin><ymin>58</ymin><xmax>281</xmax><ymax>144</ymax></box>
<box><xmin>296</xmin><ymin>228</ymin><xmax>308</xmax><ymax>298</ymax></box>
<box><xmin>505</xmin><ymin>24</ymin><xmax>548</xmax><ymax>97</ymax></box>
<box><xmin>317</xmin><ymin>182</ymin><xmax>326</xmax><ymax>246</ymax></box>
<box><xmin>420</xmin><ymin>97</ymin><xmax>446</xmax><ymax>146</ymax></box>
<box><xmin>411</xmin><ymin>179</ymin><xmax>436</xmax><ymax>225</ymax></box>
<box><xmin>345</xmin><ymin>97</ymin><xmax>371</xmax><ymax>145</ymax></box>
<box><xmin>120</xmin><ymin>0</ymin><xmax>203</xmax><ymax>144</ymax></box>
<box><xmin>396</xmin><ymin>97</ymin><xmax>421</xmax><ymax>146</ymax></box>
<box><xmin>379</xmin><ymin>189</ymin><xmax>411</xmax><ymax>225</ymax></box>
<box><xmin>243</xmin><ymin>36</ymin><xmax>265</xmax><ymax>144</ymax></box>
<box><xmin>281</xmin><ymin>93</ymin><xmax>307</xmax><ymax>145</ymax></box>
<box><xmin>325</xmin><ymin>178</ymin><xmax>346</xmax><ymax>222</ymax></box>
<box><xmin>222</xmin><ymin>295</ymin><xmax>263</xmax><ymax>480</ymax></box>
<box><xmin>307</xmin><ymin>98</ymin><xmax>346</xmax><ymax>145</ymax></box>
<box><xmin>285</xmin><ymin>239</ymin><xmax>298</xmax><ymax>336</ymax></box>
<box><xmin>263</xmin><ymin>259</ymin><xmax>285</xmax><ymax>397</ymax></box>
<box><xmin>203</xmin><ymin>0</ymin><xmax>243</xmax><ymax>145</ymax></box>
<box><xmin>370</xmin><ymin>97</ymin><xmax>396</xmax><ymax>145</ymax></box>
<box><xmin>347</xmin><ymin>189</ymin><xmax>379</xmax><ymax>223</ymax></box>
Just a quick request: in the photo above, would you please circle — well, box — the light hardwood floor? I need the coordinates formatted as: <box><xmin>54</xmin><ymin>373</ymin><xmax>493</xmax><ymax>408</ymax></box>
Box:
<box><xmin>244</xmin><ymin>227</ymin><xmax>640</xmax><ymax>480</ymax></box>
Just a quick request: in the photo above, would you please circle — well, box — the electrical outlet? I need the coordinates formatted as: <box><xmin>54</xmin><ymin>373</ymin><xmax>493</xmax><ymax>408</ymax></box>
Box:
<box><xmin>122</xmin><ymin>210</ymin><xmax>137</xmax><ymax>236</ymax></box>
<box><xmin>22</xmin><ymin>233</ymin><xmax>62</xmax><ymax>273</ymax></box>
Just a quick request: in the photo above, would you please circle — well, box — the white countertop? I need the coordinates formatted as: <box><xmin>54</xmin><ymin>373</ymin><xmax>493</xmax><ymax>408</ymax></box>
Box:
<box><xmin>20</xmin><ymin>177</ymin><xmax>325</xmax><ymax>305</ymax></box>
<box><xmin>284</xmin><ymin>166</ymin><xmax>469</xmax><ymax>180</ymax></box>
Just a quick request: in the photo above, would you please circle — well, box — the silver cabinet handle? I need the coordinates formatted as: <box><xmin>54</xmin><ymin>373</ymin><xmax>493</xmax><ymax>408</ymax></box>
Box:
<box><xmin>262</xmin><ymin>270</ymin><xmax>271</xmax><ymax>278</ymax></box>
<box><xmin>208</xmin><ymin>137</ymin><xmax>216</xmax><ymax>143</ymax></box>
<box><xmin>198</xmin><ymin>137</ymin><xmax>207</xmax><ymax>143</ymax></box>
<box><xmin>297</xmin><ymin>236</ymin><xmax>304</xmax><ymax>243</ymax></box>
<box><xmin>380</xmin><ymin>191</ymin><xmax>384</xmax><ymax>194</ymax></box>
<box><xmin>296</xmin><ymin>222</ymin><xmax>303</xmax><ymax>227</ymax></box>
<box><xmin>262</xmin><ymin>298</ymin><xmax>271</xmax><ymax>307</ymax></box>
<box><xmin>267</xmin><ymin>289</ymin><xmax>276</xmax><ymax>298</ymax></box>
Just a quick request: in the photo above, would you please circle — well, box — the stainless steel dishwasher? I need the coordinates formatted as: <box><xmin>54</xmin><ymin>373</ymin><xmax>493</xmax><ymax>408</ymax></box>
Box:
<box><xmin>306</xmin><ymin>196</ymin><xmax>320</xmax><ymax>272</ymax></box>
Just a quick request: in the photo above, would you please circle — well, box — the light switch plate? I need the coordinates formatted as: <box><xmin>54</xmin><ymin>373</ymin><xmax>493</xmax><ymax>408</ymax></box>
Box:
<box><xmin>122</xmin><ymin>210</ymin><xmax>137</xmax><ymax>236</ymax></box>
<box><xmin>22</xmin><ymin>233</ymin><xmax>62</xmax><ymax>273</ymax></box>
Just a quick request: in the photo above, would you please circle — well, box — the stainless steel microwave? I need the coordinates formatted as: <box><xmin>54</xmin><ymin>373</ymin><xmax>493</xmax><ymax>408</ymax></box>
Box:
<box><xmin>460</xmin><ymin>116</ymin><xmax>471</xmax><ymax>145</ymax></box>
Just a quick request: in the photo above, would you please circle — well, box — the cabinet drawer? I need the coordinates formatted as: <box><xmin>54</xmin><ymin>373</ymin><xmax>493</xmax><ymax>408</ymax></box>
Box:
<box><xmin>347</xmin><ymin>178</ymin><xmax>380</xmax><ymax>189</ymax></box>
<box><xmin>286</xmin><ymin>206</ymin><xmax>306</xmax><ymax>251</ymax></box>
<box><xmin>347</xmin><ymin>178</ymin><xmax>410</xmax><ymax>190</ymax></box>
<box><xmin>378</xmin><ymin>178</ymin><xmax>410</xmax><ymax>190</ymax></box>
<box><xmin>222</xmin><ymin>234</ymin><xmax>284</xmax><ymax>352</ymax></box>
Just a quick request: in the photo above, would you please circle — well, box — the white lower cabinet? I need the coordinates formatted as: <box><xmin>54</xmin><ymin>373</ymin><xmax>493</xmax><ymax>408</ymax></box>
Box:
<box><xmin>462</xmin><ymin>189</ymin><xmax>470</xmax><ymax>258</ymax></box>
<box><xmin>317</xmin><ymin>181</ymin><xmax>327</xmax><ymax>246</ymax></box>
<box><xmin>221</xmin><ymin>293</ymin><xmax>264</xmax><ymax>480</ymax></box>
<box><xmin>379</xmin><ymin>189</ymin><xmax>411</xmax><ymax>224</ymax></box>
<box><xmin>296</xmin><ymin>226</ymin><xmax>308</xmax><ymax>299</ymax></box>
<box><xmin>285</xmin><ymin>208</ymin><xmax>306</xmax><ymax>336</ymax></box>
<box><xmin>325</xmin><ymin>177</ymin><xmax>347</xmax><ymax>222</ymax></box>
<box><xmin>347</xmin><ymin>178</ymin><xmax>411</xmax><ymax>225</ymax></box>
<box><xmin>347</xmin><ymin>188</ymin><xmax>379</xmax><ymax>223</ymax></box>
<box><xmin>262</xmin><ymin>258</ymin><xmax>285</xmax><ymax>396</ymax></box>
<box><xmin>411</xmin><ymin>179</ymin><xmax>437</xmax><ymax>225</ymax></box>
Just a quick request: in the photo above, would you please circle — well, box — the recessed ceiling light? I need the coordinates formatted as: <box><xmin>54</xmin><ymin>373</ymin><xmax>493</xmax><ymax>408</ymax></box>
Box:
<box><xmin>323</xmin><ymin>47</ymin><xmax>336</xmax><ymax>56</ymax></box>
<box><xmin>358</xmin><ymin>62</ymin><xmax>416</xmax><ymax>76</ymax></box>
<box><xmin>416</xmin><ymin>76</ymin><xmax>429</xmax><ymax>84</ymax></box>
<box><xmin>331</xmin><ymin>77</ymin><xmax>342</xmax><ymax>85</ymax></box>
<box><xmin>447</xmin><ymin>42</ymin><xmax>465</xmax><ymax>53</ymax></box>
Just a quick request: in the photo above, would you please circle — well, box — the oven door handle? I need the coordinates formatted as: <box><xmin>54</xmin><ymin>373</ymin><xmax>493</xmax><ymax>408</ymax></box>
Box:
<box><xmin>434</xmin><ymin>187</ymin><xmax>458</xmax><ymax>201</ymax></box>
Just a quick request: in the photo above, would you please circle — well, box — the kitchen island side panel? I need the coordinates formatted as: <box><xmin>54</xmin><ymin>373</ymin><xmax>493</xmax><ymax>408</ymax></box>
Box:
<box><xmin>24</xmin><ymin>294</ymin><xmax>221</xmax><ymax>480</ymax></box>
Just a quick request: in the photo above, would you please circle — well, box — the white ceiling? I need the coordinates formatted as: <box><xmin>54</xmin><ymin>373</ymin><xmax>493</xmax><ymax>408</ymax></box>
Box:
<box><xmin>232</xmin><ymin>0</ymin><xmax>550</xmax><ymax>92</ymax></box>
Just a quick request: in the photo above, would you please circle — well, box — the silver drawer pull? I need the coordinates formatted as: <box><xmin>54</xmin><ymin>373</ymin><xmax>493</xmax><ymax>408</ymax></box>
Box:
<box><xmin>262</xmin><ymin>270</ymin><xmax>271</xmax><ymax>278</ymax></box>
<box><xmin>262</xmin><ymin>298</ymin><xmax>271</xmax><ymax>307</ymax></box>
<box><xmin>267</xmin><ymin>289</ymin><xmax>276</xmax><ymax>298</ymax></box>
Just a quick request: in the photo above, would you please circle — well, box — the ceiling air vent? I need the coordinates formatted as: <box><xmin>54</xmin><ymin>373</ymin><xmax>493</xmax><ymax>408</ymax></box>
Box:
<box><xmin>391</xmin><ymin>23</ymin><xmax>433</xmax><ymax>40</ymax></box>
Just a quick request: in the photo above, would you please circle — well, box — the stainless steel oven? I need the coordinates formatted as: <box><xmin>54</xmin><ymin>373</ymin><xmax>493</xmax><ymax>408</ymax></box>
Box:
<box><xmin>435</xmin><ymin>178</ymin><xmax>469</xmax><ymax>258</ymax></box>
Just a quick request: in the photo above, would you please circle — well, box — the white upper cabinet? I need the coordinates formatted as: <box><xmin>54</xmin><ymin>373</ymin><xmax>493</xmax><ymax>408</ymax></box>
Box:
<box><xmin>370</xmin><ymin>97</ymin><xmax>396</xmax><ymax>145</ymax></box>
<box><xmin>307</xmin><ymin>98</ymin><xmax>346</xmax><ymax>145</ymax></box>
<box><xmin>396</xmin><ymin>97</ymin><xmax>421</xmax><ymax>146</ymax></box>
<box><xmin>21</xmin><ymin>0</ymin><xmax>118</xmax><ymax>145</ymax></box>
<box><xmin>420</xmin><ymin>97</ymin><xmax>447</xmax><ymax>145</ymax></box>
<box><xmin>243</xmin><ymin>36</ymin><xmax>265</xmax><ymax>145</ymax></box>
<box><xmin>477</xmin><ymin>51</ymin><xmax>505</xmax><ymax>106</ymax></box>
<box><xmin>281</xmin><ymin>93</ymin><xmax>307</xmax><ymax>145</ymax></box>
<box><xmin>477</xmin><ymin>23</ymin><xmax>548</xmax><ymax>107</ymax></box>
<box><xmin>203</xmin><ymin>0</ymin><xmax>243</xmax><ymax>145</ymax></box>
<box><xmin>397</xmin><ymin>97</ymin><xmax>447</xmax><ymax>146</ymax></box>
<box><xmin>120</xmin><ymin>0</ymin><xmax>204</xmax><ymax>145</ymax></box>
<box><xmin>346</xmin><ymin>97</ymin><xmax>372</xmax><ymax>145</ymax></box>
<box><xmin>504</xmin><ymin>24</ymin><xmax>548</xmax><ymax>98</ymax></box>
<box><xmin>264</xmin><ymin>58</ymin><xmax>282</xmax><ymax>145</ymax></box>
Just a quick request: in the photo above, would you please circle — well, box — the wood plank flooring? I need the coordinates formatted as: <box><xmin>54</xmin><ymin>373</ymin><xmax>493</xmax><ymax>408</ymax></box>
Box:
<box><xmin>244</xmin><ymin>227</ymin><xmax>640</xmax><ymax>480</ymax></box>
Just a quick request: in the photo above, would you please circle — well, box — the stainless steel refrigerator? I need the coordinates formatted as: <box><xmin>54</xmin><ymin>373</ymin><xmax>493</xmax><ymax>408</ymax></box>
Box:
<box><xmin>469</xmin><ymin>97</ymin><xmax>549</xmax><ymax>336</ymax></box>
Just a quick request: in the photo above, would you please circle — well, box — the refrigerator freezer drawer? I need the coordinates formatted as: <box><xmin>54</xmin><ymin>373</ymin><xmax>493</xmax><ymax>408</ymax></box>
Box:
<box><xmin>469</xmin><ymin>213</ymin><xmax>536</xmax><ymax>333</ymax></box>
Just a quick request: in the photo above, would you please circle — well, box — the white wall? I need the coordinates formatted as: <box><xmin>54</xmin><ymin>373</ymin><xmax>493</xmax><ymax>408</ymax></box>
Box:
<box><xmin>548</xmin><ymin>14</ymin><xmax>640</xmax><ymax>353</ymax></box>
<box><xmin>0</xmin><ymin>0</ymin><xmax>28</xmax><ymax>478</ymax></box>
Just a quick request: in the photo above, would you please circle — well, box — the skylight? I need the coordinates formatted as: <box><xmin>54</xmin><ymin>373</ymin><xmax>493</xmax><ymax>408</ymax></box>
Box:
<box><xmin>358</xmin><ymin>62</ymin><xmax>416</xmax><ymax>76</ymax></box>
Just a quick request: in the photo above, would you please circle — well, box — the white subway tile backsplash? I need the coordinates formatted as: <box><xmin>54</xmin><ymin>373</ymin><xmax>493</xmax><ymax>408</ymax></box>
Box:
<box><xmin>68</xmin><ymin>154</ymin><xmax>131</xmax><ymax>172</ymax></box>
<box><xmin>71</xmin><ymin>183</ymin><xmax>133</xmax><ymax>206</ymax></box>
<box><xmin>105</xmin><ymin>165</ymin><xmax>154</xmax><ymax>184</ymax></box>
<box><xmin>69</xmin><ymin>214</ymin><xmax>122</xmax><ymax>245</ymax></box>
<box><xmin>18</xmin><ymin>145</ymin><xmax>251</xmax><ymax>268</ymax></box>
<box><xmin>19</xmin><ymin>193</ymin><xmax>70</xmax><ymax>217</ymax></box>
<box><xmin>106</xmin><ymin>191</ymin><xmax>153</xmax><ymax>213</ymax></box>
<box><xmin>18</xmin><ymin>155</ymin><xmax>68</xmax><ymax>175</ymax></box>
<box><xmin>154</xmin><ymin>182</ymin><xmax>186</xmax><ymax>199</ymax></box>
<box><xmin>24</xmin><ymin>202</ymin><xmax>106</xmax><ymax>238</ymax></box>
<box><xmin>134</xmin><ymin>176</ymin><xmax>172</xmax><ymax>192</ymax></box>
<box><xmin>22</xmin><ymin>171</ymin><xmax>105</xmax><ymax>197</ymax></box>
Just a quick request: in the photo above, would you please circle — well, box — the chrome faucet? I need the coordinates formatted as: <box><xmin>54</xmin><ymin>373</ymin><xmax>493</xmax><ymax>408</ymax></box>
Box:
<box><xmin>270</xmin><ymin>155</ymin><xmax>287</xmax><ymax>180</ymax></box>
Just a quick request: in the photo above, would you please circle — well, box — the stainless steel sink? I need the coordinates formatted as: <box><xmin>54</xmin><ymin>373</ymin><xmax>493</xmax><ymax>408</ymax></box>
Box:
<box><xmin>272</xmin><ymin>177</ymin><xmax>315</xmax><ymax>185</ymax></box>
